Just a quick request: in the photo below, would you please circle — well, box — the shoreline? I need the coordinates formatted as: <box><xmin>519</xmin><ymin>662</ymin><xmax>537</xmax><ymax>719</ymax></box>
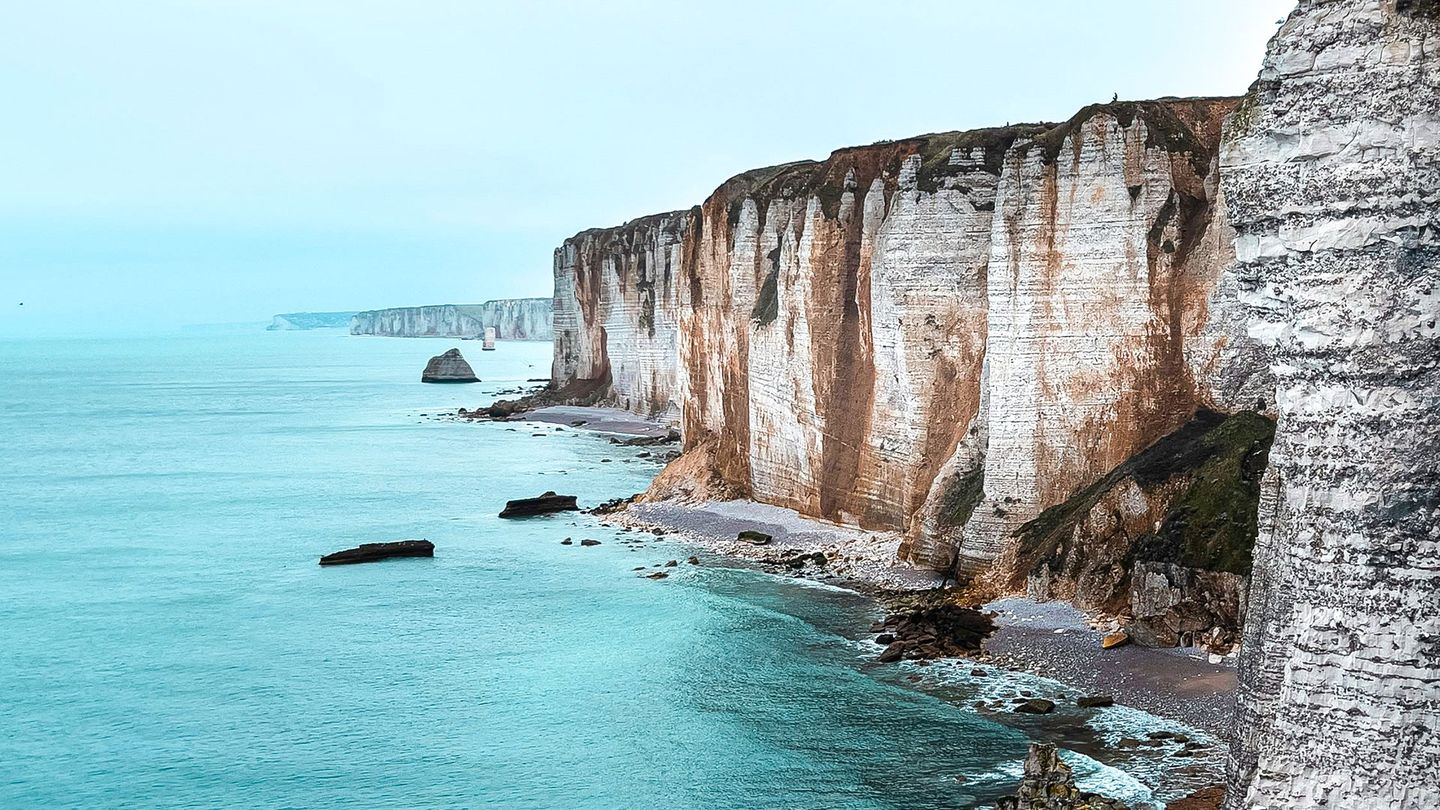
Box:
<box><xmin>484</xmin><ymin>403</ymin><xmax>1236</xmax><ymax>801</ymax></box>
<box><xmin>514</xmin><ymin>404</ymin><xmax>1238</xmax><ymax>737</ymax></box>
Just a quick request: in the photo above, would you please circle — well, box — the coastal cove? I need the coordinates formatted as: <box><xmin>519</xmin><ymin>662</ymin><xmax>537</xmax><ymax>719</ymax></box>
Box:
<box><xmin>3</xmin><ymin>333</ymin><xmax>1217</xmax><ymax>808</ymax></box>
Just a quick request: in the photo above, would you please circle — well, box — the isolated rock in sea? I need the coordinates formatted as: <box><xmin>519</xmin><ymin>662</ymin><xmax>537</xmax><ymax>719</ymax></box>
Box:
<box><xmin>498</xmin><ymin>491</ymin><xmax>579</xmax><ymax>518</ymax></box>
<box><xmin>1221</xmin><ymin>1</ymin><xmax>1440</xmax><ymax>807</ymax></box>
<box><xmin>421</xmin><ymin>348</ymin><xmax>479</xmax><ymax>383</ymax></box>
<box><xmin>579</xmin><ymin>538</ymin><xmax>601</xmax><ymax>547</ymax></box>
<box><xmin>351</xmin><ymin>299</ymin><xmax>553</xmax><ymax>340</ymax></box>
<box><xmin>1076</xmin><ymin>695</ymin><xmax>1115</xmax><ymax>709</ymax></box>
<box><xmin>318</xmin><ymin>539</ymin><xmax>434</xmax><ymax>566</ymax></box>
<box><xmin>995</xmin><ymin>743</ymin><xmax>1127</xmax><ymax>810</ymax></box>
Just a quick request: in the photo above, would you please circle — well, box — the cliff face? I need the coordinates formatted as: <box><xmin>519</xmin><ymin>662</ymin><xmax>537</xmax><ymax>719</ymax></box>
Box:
<box><xmin>555</xmin><ymin>99</ymin><xmax>1268</xmax><ymax>584</ymax></box>
<box><xmin>551</xmin><ymin>212</ymin><xmax>688</xmax><ymax>420</ymax></box>
<box><xmin>1222</xmin><ymin>1</ymin><xmax>1440</xmax><ymax>807</ymax></box>
<box><xmin>350</xmin><ymin>299</ymin><xmax>553</xmax><ymax>340</ymax></box>
<box><xmin>267</xmin><ymin>311</ymin><xmax>356</xmax><ymax>330</ymax></box>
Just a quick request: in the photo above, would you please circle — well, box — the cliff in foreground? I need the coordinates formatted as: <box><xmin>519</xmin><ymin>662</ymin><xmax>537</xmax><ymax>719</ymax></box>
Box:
<box><xmin>351</xmin><ymin>299</ymin><xmax>553</xmax><ymax>340</ymax></box>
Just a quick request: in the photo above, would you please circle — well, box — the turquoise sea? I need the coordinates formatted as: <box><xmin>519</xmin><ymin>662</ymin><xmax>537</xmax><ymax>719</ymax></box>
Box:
<box><xmin>1</xmin><ymin>331</ymin><xmax>1187</xmax><ymax>808</ymax></box>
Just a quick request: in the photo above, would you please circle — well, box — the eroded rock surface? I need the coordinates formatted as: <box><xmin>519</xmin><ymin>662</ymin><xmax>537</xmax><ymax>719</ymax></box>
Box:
<box><xmin>550</xmin><ymin>98</ymin><xmax>1270</xmax><ymax>628</ymax></box>
<box><xmin>1221</xmin><ymin>1</ymin><xmax>1440</xmax><ymax>807</ymax></box>
<box><xmin>421</xmin><ymin>348</ymin><xmax>478</xmax><ymax>383</ymax></box>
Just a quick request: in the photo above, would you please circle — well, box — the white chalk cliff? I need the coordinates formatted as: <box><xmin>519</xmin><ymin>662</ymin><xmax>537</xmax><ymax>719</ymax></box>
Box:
<box><xmin>1222</xmin><ymin>1</ymin><xmax>1440</xmax><ymax>807</ymax></box>
<box><xmin>350</xmin><ymin>299</ymin><xmax>552</xmax><ymax>340</ymax></box>
<box><xmin>546</xmin><ymin>1</ymin><xmax>1439</xmax><ymax>802</ymax></box>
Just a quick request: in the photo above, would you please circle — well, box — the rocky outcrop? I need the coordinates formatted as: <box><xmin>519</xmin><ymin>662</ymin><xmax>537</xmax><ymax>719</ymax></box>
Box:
<box><xmin>351</xmin><ymin>299</ymin><xmax>552</xmax><ymax>340</ymax></box>
<box><xmin>420</xmin><ymin>348</ymin><xmax>478</xmax><ymax>383</ymax></box>
<box><xmin>319</xmin><ymin>540</ymin><xmax>434</xmax><ymax>565</ymax></box>
<box><xmin>551</xmin><ymin>98</ymin><xmax>1270</xmax><ymax>601</ymax></box>
<box><xmin>267</xmin><ymin>311</ymin><xmax>355</xmax><ymax>330</ymax></box>
<box><xmin>1221</xmin><ymin>1</ymin><xmax>1440</xmax><ymax>807</ymax></box>
<box><xmin>1011</xmin><ymin>409</ymin><xmax>1274</xmax><ymax>651</ymax></box>
<box><xmin>995</xmin><ymin>744</ymin><xmax>1127</xmax><ymax>810</ymax></box>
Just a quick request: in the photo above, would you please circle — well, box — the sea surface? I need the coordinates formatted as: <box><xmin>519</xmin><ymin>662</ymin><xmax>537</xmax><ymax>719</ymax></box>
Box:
<box><xmin>1</xmin><ymin>331</ymin><xmax>1191</xmax><ymax>808</ymax></box>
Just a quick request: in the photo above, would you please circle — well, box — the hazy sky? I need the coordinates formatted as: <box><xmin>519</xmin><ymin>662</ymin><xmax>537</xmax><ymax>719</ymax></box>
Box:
<box><xmin>0</xmin><ymin>0</ymin><xmax>1291</xmax><ymax>335</ymax></box>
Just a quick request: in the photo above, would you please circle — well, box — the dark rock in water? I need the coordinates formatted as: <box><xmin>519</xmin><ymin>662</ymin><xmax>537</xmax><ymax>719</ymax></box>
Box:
<box><xmin>971</xmin><ymin>668</ymin><xmax>989</xmax><ymax>677</ymax></box>
<box><xmin>995</xmin><ymin>743</ymin><xmax>1128</xmax><ymax>809</ymax></box>
<box><xmin>663</xmin><ymin>559</ymin><xmax>678</xmax><ymax>567</ymax></box>
<box><xmin>1077</xmin><ymin>695</ymin><xmax>1115</xmax><ymax>708</ymax></box>
<box><xmin>737</xmin><ymin>530</ymin><xmax>772</xmax><ymax>545</ymax></box>
<box><xmin>319</xmin><ymin>539</ymin><xmax>434</xmax><ymax>566</ymax></box>
<box><xmin>579</xmin><ymin>538</ymin><xmax>601</xmax><ymax>547</ymax></box>
<box><xmin>1013</xmin><ymin>698</ymin><xmax>1057</xmax><ymax>715</ymax></box>
<box><xmin>686</xmin><ymin>555</ymin><xmax>700</xmax><ymax>565</ymax></box>
<box><xmin>421</xmin><ymin>348</ymin><xmax>479</xmax><ymax>383</ymax></box>
<box><xmin>644</xmin><ymin>571</ymin><xmax>669</xmax><ymax>580</ymax></box>
<box><xmin>877</xmin><ymin>642</ymin><xmax>906</xmax><ymax>663</ymax></box>
<box><xmin>499</xmin><ymin>491</ymin><xmax>579</xmax><ymax>518</ymax></box>
<box><xmin>560</xmin><ymin>538</ymin><xmax>573</xmax><ymax>545</ymax></box>
<box><xmin>875</xmin><ymin>633</ymin><xmax>896</xmax><ymax>645</ymax></box>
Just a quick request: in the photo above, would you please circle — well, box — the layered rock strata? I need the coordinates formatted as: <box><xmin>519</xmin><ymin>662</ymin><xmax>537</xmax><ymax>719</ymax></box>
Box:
<box><xmin>351</xmin><ymin>299</ymin><xmax>552</xmax><ymax>340</ymax></box>
<box><xmin>1221</xmin><ymin>1</ymin><xmax>1440</xmax><ymax>807</ymax></box>
<box><xmin>420</xmin><ymin>348</ymin><xmax>478</xmax><ymax>383</ymax></box>
<box><xmin>552</xmin><ymin>98</ymin><xmax>1269</xmax><ymax>593</ymax></box>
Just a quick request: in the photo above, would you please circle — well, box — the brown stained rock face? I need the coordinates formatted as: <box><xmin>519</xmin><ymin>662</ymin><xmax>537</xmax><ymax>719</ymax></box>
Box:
<box><xmin>549</xmin><ymin>97</ymin><xmax>1271</xmax><ymax>631</ymax></box>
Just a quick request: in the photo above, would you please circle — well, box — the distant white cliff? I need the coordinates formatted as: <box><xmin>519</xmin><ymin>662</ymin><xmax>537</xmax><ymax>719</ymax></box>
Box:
<box><xmin>349</xmin><ymin>299</ymin><xmax>553</xmax><ymax>340</ymax></box>
<box><xmin>267</xmin><ymin>312</ymin><xmax>357</xmax><ymax>330</ymax></box>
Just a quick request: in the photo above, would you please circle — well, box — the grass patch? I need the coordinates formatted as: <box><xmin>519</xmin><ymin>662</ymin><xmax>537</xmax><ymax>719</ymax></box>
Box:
<box><xmin>1016</xmin><ymin>409</ymin><xmax>1274</xmax><ymax>576</ymax></box>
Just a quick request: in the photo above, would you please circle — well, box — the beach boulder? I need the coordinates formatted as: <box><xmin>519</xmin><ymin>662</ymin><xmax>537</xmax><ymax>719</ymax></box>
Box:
<box><xmin>421</xmin><ymin>348</ymin><xmax>479</xmax><ymax>383</ymax></box>
<box><xmin>737</xmin><ymin>530</ymin><xmax>772</xmax><ymax>546</ymax></box>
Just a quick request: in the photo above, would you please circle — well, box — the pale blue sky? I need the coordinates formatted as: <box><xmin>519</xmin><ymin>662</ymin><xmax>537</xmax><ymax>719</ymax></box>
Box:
<box><xmin>0</xmin><ymin>0</ymin><xmax>1291</xmax><ymax>335</ymax></box>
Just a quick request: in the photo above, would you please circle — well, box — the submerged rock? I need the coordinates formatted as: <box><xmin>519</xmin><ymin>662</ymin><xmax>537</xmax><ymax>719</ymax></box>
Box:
<box><xmin>499</xmin><ymin>491</ymin><xmax>579</xmax><ymax>518</ymax></box>
<box><xmin>420</xmin><ymin>348</ymin><xmax>479</xmax><ymax>383</ymax></box>
<box><xmin>318</xmin><ymin>539</ymin><xmax>434</xmax><ymax>566</ymax></box>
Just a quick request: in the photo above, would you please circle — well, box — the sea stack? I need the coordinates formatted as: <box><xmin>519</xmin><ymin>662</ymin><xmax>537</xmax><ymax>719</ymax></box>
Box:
<box><xmin>421</xmin><ymin>348</ymin><xmax>479</xmax><ymax>383</ymax></box>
